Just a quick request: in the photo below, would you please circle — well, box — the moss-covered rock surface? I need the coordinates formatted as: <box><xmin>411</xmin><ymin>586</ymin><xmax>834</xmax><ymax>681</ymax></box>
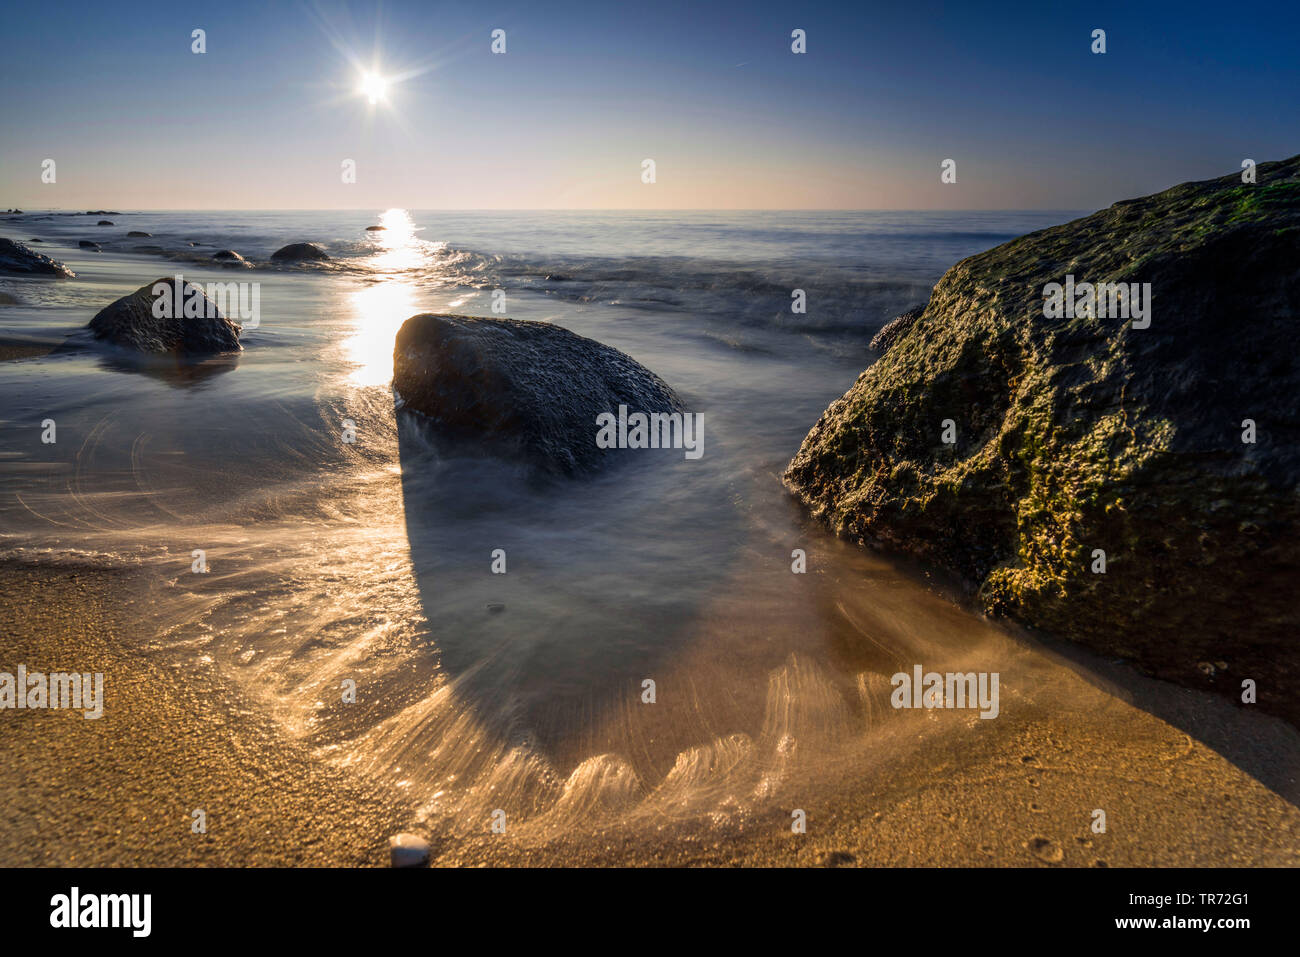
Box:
<box><xmin>785</xmin><ymin>156</ymin><xmax>1300</xmax><ymax>722</ymax></box>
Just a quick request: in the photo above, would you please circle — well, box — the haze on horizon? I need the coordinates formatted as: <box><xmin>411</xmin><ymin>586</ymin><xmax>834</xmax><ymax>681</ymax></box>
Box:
<box><xmin>2</xmin><ymin>0</ymin><xmax>1297</xmax><ymax>212</ymax></box>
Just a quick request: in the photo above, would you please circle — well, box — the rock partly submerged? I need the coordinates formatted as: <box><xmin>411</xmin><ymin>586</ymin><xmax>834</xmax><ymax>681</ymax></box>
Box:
<box><xmin>0</xmin><ymin>237</ymin><xmax>74</xmax><ymax>277</ymax></box>
<box><xmin>88</xmin><ymin>277</ymin><xmax>242</xmax><ymax>355</ymax></box>
<box><xmin>212</xmin><ymin>250</ymin><xmax>251</xmax><ymax>268</ymax></box>
<box><xmin>785</xmin><ymin>154</ymin><xmax>1300</xmax><ymax>722</ymax></box>
<box><xmin>270</xmin><ymin>242</ymin><xmax>329</xmax><ymax>263</ymax></box>
<box><xmin>393</xmin><ymin>314</ymin><xmax>685</xmax><ymax>475</ymax></box>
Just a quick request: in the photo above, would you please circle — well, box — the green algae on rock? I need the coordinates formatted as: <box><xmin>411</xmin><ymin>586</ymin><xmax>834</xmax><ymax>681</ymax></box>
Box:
<box><xmin>785</xmin><ymin>155</ymin><xmax>1300</xmax><ymax>723</ymax></box>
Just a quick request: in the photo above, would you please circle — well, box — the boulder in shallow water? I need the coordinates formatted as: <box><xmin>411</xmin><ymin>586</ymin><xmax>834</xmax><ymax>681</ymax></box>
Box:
<box><xmin>785</xmin><ymin>154</ymin><xmax>1300</xmax><ymax>722</ymax></box>
<box><xmin>365</xmin><ymin>225</ymin><xmax>386</xmax><ymax>231</ymax></box>
<box><xmin>393</xmin><ymin>314</ymin><xmax>685</xmax><ymax>475</ymax></box>
<box><xmin>97</xmin><ymin>220</ymin><xmax>113</xmax><ymax>226</ymax></box>
<box><xmin>270</xmin><ymin>242</ymin><xmax>329</xmax><ymax>262</ymax></box>
<box><xmin>79</xmin><ymin>240</ymin><xmax>101</xmax><ymax>250</ymax></box>
<box><xmin>212</xmin><ymin>250</ymin><xmax>251</xmax><ymax>268</ymax></box>
<box><xmin>88</xmin><ymin>277</ymin><xmax>242</xmax><ymax>355</ymax></box>
<box><xmin>0</xmin><ymin>238</ymin><xmax>74</xmax><ymax>277</ymax></box>
<box><xmin>127</xmin><ymin>230</ymin><xmax>151</xmax><ymax>238</ymax></box>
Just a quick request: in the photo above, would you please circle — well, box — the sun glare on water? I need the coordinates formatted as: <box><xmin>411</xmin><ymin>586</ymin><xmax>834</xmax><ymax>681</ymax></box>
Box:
<box><xmin>344</xmin><ymin>209</ymin><xmax>422</xmax><ymax>386</ymax></box>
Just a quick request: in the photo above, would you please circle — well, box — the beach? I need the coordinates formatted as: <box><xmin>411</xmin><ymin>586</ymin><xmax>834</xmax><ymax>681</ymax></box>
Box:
<box><xmin>1</xmin><ymin>209</ymin><xmax>1297</xmax><ymax>867</ymax></box>
<box><xmin>2</xmin><ymin>556</ymin><xmax>1296</xmax><ymax>867</ymax></box>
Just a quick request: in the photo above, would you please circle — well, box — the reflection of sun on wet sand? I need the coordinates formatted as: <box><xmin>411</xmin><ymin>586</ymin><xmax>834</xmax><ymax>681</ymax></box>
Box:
<box><xmin>2</xmin><ymin>556</ymin><xmax>1297</xmax><ymax>866</ymax></box>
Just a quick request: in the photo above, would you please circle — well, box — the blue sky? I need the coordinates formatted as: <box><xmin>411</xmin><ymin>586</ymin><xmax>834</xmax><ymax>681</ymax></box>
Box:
<box><xmin>1</xmin><ymin>0</ymin><xmax>1297</xmax><ymax>209</ymax></box>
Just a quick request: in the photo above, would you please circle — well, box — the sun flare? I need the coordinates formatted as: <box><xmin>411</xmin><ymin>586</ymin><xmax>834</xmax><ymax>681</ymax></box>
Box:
<box><xmin>360</xmin><ymin>71</ymin><xmax>388</xmax><ymax>104</ymax></box>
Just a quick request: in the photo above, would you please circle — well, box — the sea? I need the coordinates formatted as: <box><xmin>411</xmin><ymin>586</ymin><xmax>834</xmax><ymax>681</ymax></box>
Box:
<box><xmin>0</xmin><ymin>207</ymin><xmax>1091</xmax><ymax>836</ymax></box>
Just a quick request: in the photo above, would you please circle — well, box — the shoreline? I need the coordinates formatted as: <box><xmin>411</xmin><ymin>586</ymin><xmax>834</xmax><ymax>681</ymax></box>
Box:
<box><xmin>0</xmin><ymin>560</ymin><xmax>412</xmax><ymax>866</ymax></box>
<box><xmin>2</xmin><ymin>557</ymin><xmax>1295</xmax><ymax>867</ymax></box>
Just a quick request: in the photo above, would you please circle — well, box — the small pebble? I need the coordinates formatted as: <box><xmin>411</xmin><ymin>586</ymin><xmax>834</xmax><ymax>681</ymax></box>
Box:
<box><xmin>389</xmin><ymin>832</ymin><xmax>430</xmax><ymax>868</ymax></box>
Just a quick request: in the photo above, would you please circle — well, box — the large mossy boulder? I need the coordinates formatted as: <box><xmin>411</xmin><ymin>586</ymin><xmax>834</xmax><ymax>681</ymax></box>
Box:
<box><xmin>785</xmin><ymin>155</ymin><xmax>1300</xmax><ymax>722</ymax></box>
<box><xmin>393</xmin><ymin>314</ymin><xmax>685</xmax><ymax>475</ymax></box>
<box><xmin>88</xmin><ymin>277</ymin><xmax>242</xmax><ymax>355</ymax></box>
<box><xmin>0</xmin><ymin>237</ymin><xmax>74</xmax><ymax>277</ymax></box>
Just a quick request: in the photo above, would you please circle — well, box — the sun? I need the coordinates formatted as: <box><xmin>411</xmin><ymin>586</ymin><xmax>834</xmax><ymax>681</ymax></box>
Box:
<box><xmin>360</xmin><ymin>71</ymin><xmax>388</xmax><ymax>105</ymax></box>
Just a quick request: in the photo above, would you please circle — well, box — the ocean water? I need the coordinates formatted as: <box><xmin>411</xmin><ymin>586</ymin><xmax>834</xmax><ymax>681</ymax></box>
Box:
<box><xmin>0</xmin><ymin>208</ymin><xmax>1090</xmax><ymax>837</ymax></box>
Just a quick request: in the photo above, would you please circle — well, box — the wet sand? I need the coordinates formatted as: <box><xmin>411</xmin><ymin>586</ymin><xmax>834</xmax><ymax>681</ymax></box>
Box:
<box><xmin>0</xmin><ymin>337</ymin><xmax>58</xmax><ymax>362</ymax></box>
<box><xmin>0</xmin><ymin>561</ymin><xmax>411</xmax><ymax>866</ymax></box>
<box><xmin>2</xmin><ymin>558</ymin><xmax>1296</xmax><ymax>867</ymax></box>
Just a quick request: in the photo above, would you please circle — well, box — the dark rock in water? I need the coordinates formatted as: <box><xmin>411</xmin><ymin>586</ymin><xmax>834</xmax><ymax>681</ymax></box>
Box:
<box><xmin>28</xmin><ymin>237</ymin><xmax>41</xmax><ymax>242</ymax></box>
<box><xmin>78</xmin><ymin>240</ymin><xmax>101</xmax><ymax>250</ymax></box>
<box><xmin>0</xmin><ymin>238</ymin><xmax>74</xmax><ymax>277</ymax></box>
<box><xmin>870</xmin><ymin>301</ymin><xmax>927</xmax><ymax>353</ymax></box>
<box><xmin>365</xmin><ymin>225</ymin><xmax>386</xmax><ymax>231</ymax></box>
<box><xmin>187</xmin><ymin>241</ymin><xmax>200</xmax><ymax>246</ymax></box>
<box><xmin>393</xmin><ymin>314</ymin><xmax>685</xmax><ymax>475</ymax></box>
<box><xmin>127</xmin><ymin>230</ymin><xmax>151</xmax><ymax>238</ymax></box>
<box><xmin>85</xmin><ymin>210</ymin><xmax>119</xmax><ymax>215</ymax></box>
<box><xmin>88</xmin><ymin>277</ymin><xmax>242</xmax><ymax>355</ymax></box>
<box><xmin>785</xmin><ymin>154</ymin><xmax>1300</xmax><ymax>723</ymax></box>
<box><xmin>97</xmin><ymin>220</ymin><xmax>114</xmax><ymax>226</ymax></box>
<box><xmin>270</xmin><ymin>242</ymin><xmax>329</xmax><ymax>262</ymax></box>
<box><xmin>212</xmin><ymin>250</ymin><xmax>251</xmax><ymax>267</ymax></box>
<box><xmin>133</xmin><ymin>245</ymin><xmax>164</xmax><ymax>254</ymax></box>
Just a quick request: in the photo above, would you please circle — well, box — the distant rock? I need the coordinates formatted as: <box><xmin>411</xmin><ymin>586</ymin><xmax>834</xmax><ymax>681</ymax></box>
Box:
<box><xmin>211</xmin><ymin>250</ymin><xmax>250</xmax><ymax>267</ymax></box>
<box><xmin>85</xmin><ymin>210</ymin><xmax>119</xmax><ymax>215</ymax></box>
<box><xmin>88</xmin><ymin>277</ymin><xmax>242</xmax><ymax>355</ymax></box>
<box><xmin>393</xmin><ymin>314</ymin><xmax>685</xmax><ymax>475</ymax></box>
<box><xmin>785</xmin><ymin>154</ymin><xmax>1300</xmax><ymax>723</ymax></box>
<box><xmin>78</xmin><ymin>240</ymin><xmax>101</xmax><ymax>250</ymax></box>
<box><xmin>0</xmin><ymin>238</ymin><xmax>73</xmax><ymax>277</ymax></box>
<box><xmin>97</xmin><ymin>220</ymin><xmax>114</xmax><ymax>226</ymax></box>
<box><xmin>127</xmin><ymin>230</ymin><xmax>152</xmax><ymax>238</ymax></box>
<box><xmin>270</xmin><ymin>242</ymin><xmax>329</xmax><ymax>262</ymax></box>
<box><xmin>28</xmin><ymin>237</ymin><xmax>41</xmax><ymax>243</ymax></box>
<box><xmin>388</xmin><ymin>833</ymin><xmax>430</xmax><ymax>868</ymax></box>
<box><xmin>869</xmin><ymin>301</ymin><xmax>927</xmax><ymax>353</ymax></box>
<box><xmin>365</xmin><ymin>225</ymin><xmax>386</xmax><ymax>231</ymax></box>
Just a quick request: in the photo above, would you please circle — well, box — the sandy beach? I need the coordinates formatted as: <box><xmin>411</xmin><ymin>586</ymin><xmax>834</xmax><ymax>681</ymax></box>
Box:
<box><xmin>3</xmin><ymin>556</ymin><xmax>1295</xmax><ymax>868</ymax></box>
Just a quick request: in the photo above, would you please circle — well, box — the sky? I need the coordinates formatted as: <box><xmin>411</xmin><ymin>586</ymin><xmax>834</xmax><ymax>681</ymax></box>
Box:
<box><xmin>1</xmin><ymin>0</ymin><xmax>1297</xmax><ymax>210</ymax></box>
